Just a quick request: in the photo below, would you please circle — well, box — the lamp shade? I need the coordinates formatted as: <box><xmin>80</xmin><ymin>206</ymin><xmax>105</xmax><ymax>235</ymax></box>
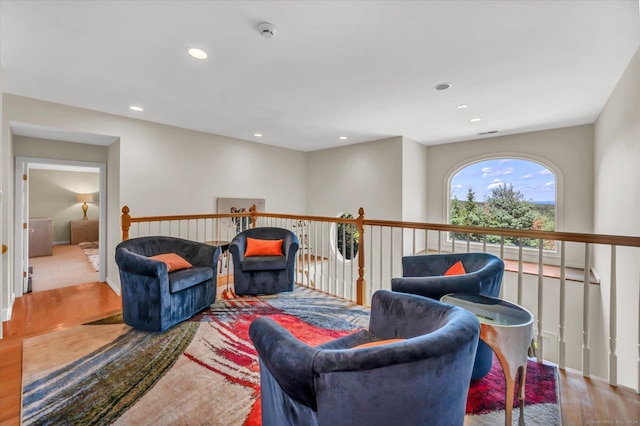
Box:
<box><xmin>76</xmin><ymin>193</ymin><xmax>94</xmax><ymax>203</ymax></box>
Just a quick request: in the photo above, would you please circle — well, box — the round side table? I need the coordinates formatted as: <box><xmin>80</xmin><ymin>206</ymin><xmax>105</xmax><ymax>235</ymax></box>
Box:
<box><xmin>441</xmin><ymin>293</ymin><xmax>534</xmax><ymax>426</ymax></box>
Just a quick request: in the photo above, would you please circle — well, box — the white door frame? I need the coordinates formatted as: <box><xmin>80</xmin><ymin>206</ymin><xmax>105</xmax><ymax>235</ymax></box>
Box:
<box><xmin>14</xmin><ymin>156</ymin><xmax>107</xmax><ymax>297</ymax></box>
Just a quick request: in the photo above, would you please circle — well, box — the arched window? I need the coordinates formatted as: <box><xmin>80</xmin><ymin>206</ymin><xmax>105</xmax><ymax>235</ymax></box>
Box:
<box><xmin>449</xmin><ymin>158</ymin><xmax>556</xmax><ymax>249</ymax></box>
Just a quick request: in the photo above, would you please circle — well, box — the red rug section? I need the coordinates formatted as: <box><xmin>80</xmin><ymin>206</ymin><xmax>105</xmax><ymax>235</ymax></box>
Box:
<box><xmin>466</xmin><ymin>356</ymin><xmax>558</xmax><ymax>414</ymax></box>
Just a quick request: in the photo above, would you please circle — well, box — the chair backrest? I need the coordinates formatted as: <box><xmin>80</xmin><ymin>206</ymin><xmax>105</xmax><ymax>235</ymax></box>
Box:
<box><xmin>402</xmin><ymin>252</ymin><xmax>504</xmax><ymax>278</ymax></box>
<box><xmin>116</xmin><ymin>236</ymin><xmax>216</xmax><ymax>267</ymax></box>
<box><xmin>230</xmin><ymin>227</ymin><xmax>299</xmax><ymax>257</ymax></box>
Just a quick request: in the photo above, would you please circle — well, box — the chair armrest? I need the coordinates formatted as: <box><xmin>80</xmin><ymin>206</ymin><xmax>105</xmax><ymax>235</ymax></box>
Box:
<box><xmin>284</xmin><ymin>239</ymin><xmax>299</xmax><ymax>261</ymax></box>
<box><xmin>249</xmin><ymin>317</ymin><xmax>320</xmax><ymax>410</ymax></box>
<box><xmin>229</xmin><ymin>239</ymin><xmax>245</xmax><ymax>263</ymax></box>
<box><xmin>115</xmin><ymin>248</ymin><xmax>166</xmax><ymax>277</ymax></box>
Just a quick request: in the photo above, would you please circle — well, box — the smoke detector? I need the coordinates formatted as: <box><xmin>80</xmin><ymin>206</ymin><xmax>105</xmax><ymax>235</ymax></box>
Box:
<box><xmin>258</xmin><ymin>22</ymin><xmax>277</xmax><ymax>38</ymax></box>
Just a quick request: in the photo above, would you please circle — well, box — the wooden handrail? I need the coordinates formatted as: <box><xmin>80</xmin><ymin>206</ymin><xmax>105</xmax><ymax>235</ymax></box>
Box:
<box><xmin>122</xmin><ymin>205</ymin><xmax>640</xmax><ymax>248</ymax></box>
<box><xmin>362</xmin><ymin>218</ymin><xmax>640</xmax><ymax>248</ymax></box>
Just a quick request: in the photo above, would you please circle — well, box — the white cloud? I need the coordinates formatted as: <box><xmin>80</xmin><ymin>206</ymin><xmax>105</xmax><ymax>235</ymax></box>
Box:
<box><xmin>538</xmin><ymin>169</ymin><xmax>552</xmax><ymax>175</ymax></box>
<box><xmin>521</xmin><ymin>174</ymin><xmax>534</xmax><ymax>180</ymax></box>
<box><xmin>453</xmin><ymin>184</ymin><xmax>463</xmax><ymax>189</ymax></box>
<box><xmin>543</xmin><ymin>181</ymin><xmax>555</xmax><ymax>187</ymax></box>
<box><xmin>482</xmin><ymin>166</ymin><xmax>514</xmax><ymax>178</ymax></box>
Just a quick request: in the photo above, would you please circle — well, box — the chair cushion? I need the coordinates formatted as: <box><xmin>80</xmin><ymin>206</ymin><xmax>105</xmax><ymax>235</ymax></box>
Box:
<box><xmin>444</xmin><ymin>260</ymin><xmax>466</xmax><ymax>276</ymax></box>
<box><xmin>245</xmin><ymin>237</ymin><xmax>284</xmax><ymax>257</ymax></box>
<box><xmin>150</xmin><ymin>253</ymin><xmax>193</xmax><ymax>272</ymax></box>
<box><xmin>241</xmin><ymin>256</ymin><xmax>287</xmax><ymax>271</ymax></box>
<box><xmin>168</xmin><ymin>266</ymin><xmax>213</xmax><ymax>293</ymax></box>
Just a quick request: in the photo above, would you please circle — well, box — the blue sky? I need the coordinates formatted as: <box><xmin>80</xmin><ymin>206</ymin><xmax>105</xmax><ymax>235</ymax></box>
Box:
<box><xmin>450</xmin><ymin>159</ymin><xmax>556</xmax><ymax>203</ymax></box>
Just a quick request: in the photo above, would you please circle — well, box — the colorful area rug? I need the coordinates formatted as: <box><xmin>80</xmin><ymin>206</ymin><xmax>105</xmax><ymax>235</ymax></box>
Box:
<box><xmin>22</xmin><ymin>287</ymin><xmax>560</xmax><ymax>425</ymax></box>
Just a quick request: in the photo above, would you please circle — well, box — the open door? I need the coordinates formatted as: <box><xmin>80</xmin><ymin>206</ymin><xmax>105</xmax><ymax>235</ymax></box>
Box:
<box><xmin>13</xmin><ymin>159</ymin><xmax>30</xmax><ymax>295</ymax></box>
<box><xmin>21</xmin><ymin>164</ymin><xmax>30</xmax><ymax>293</ymax></box>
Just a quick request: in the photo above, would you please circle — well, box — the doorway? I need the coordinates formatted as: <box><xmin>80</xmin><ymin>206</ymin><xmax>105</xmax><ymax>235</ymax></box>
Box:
<box><xmin>14</xmin><ymin>157</ymin><xmax>107</xmax><ymax>297</ymax></box>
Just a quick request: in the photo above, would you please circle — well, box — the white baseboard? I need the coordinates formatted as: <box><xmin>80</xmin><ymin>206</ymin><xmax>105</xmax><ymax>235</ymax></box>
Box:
<box><xmin>106</xmin><ymin>277</ymin><xmax>121</xmax><ymax>296</ymax></box>
<box><xmin>1</xmin><ymin>292</ymin><xmax>15</xmax><ymax>322</ymax></box>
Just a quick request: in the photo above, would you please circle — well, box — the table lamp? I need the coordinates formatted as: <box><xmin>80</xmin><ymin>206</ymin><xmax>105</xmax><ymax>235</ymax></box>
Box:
<box><xmin>76</xmin><ymin>193</ymin><xmax>94</xmax><ymax>220</ymax></box>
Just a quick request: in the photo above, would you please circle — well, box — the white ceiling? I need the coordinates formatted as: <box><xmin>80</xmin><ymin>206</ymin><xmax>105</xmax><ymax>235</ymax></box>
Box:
<box><xmin>1</xmin><ymin>1</ymin><xmax>639</xmax><ymax>151</ymax></box>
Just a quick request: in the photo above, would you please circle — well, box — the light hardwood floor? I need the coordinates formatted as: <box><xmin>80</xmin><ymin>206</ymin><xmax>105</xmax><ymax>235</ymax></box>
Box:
<box><xmin>1</xmin><ymin>282</ymin><xmax>639</xmax><ymax>425</ymax></box>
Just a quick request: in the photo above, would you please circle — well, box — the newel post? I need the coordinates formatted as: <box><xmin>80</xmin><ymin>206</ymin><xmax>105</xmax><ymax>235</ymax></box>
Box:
<box><xmin>121</xmin><ymin>205</ymin><xmax>131</xmax><ymax>241</ymax></box>
<box><xmin>356</xmin><ymin>207</ymin><xmax>366</xmax><ymax>305</ymax></box>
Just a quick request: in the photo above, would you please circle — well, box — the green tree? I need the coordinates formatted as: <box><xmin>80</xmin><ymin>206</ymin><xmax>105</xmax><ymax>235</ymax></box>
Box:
<box><xmin>450</xmin><ymin>184</ymin><xmax>556</xmax><ymax>249</ymax></box>
<box><xmin>484</xmin><ymin>184</ymin><xmax>539</xmax><ymax>246</ymax></box>
<box><xmin>450</xmin><ymin>188</ymin><xmax>484</xmax><ymax>242</ymax></box>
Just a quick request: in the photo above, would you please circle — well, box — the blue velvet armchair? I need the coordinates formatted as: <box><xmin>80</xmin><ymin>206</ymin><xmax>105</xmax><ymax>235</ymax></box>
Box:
<box><xmin>249</xmin><ymin>290</ymin><xmax>480</xmax><ymax>426</ymax></box>
<box><xmin>115</xmin><ymin>236</ymin><xmax>220</xmax><ymax>332</ymax></box>
<box><xmin>229</xmin><ymin>227</ymin><xmax>299</xmax><ymax>295</ymax></box>
<box><xmin>391</xmin><ymin>252</ymin><xmax>504</xmax><ymax>379</ymax></box>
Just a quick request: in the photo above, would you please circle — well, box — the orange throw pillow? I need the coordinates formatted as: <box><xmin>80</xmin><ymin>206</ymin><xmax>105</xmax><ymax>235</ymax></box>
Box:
<box><xmin>352</xmin><ymin>338</ymin><xmax>405</xmax><ymax>349</ymax></box>
<box><xmin>244</xmin><ymin>237</ymin><xmax>284</xmax><ymax>257</ymax></box>
<box><xmin>444</xmin><ymin>260</ymin><xmax>466</xmax><ymax>276</ymax></box>
<box><xmin>150</xmin><ymin>253</ymin><xmax>193</xmax><ymax>272</ymax></box>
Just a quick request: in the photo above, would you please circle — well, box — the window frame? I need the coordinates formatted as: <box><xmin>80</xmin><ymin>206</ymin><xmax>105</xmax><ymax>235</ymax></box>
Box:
<box><xmin>444</xmin><ymin>154</ymin><xmax>563</xmax><ymax>258</ymax></box>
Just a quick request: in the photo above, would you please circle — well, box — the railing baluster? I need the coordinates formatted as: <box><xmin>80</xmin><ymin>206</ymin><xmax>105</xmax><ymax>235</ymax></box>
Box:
<box><xmin>390</xmin><ymin>227</ymin><xmax>394</xmax><ymax>280</ymax></box>
<box><xmin>412</xmin><ymin>228</ymin><xmax>416</xmax><ymax>255</ymax></box>
<box><xmin>559</xmin><ymin>241</ymin><xmax>566</xmax><ymax>369</ymax></box>
<box><xmin>342</xmin><ymin>223</ymin><xmax>346</xmax><ymax>298</ymax></box>
<box><xmin>437</xmin><ymin>231</ymin><xmax>442</xmax><ymax>253</ymax></box>
<box><xmin>350</xmin><ymin>224</ymin><xmax>355</xmax><ymax>301</ymax></box>
<box><xmin>536</xmin><ymin>238</ymin><xmax>544</xmax><ymax>363</ymax></box>
<box><xmin>379</xmin><ymin>226</ymin><xmax>384</xmax><ymax>292</ymax></box>
<box><xmin>466</xmin><ymin>233</ymin><xmax>470</xmax><ymax>252</ymax></box>
<box><xmin>424</xmin><ymin>229</ymin><xmax>428</xmax><ymax>255</ymax></box>
<box><xmin>583</xmin><ymin>243</ymin><xmax>591</xmax><ymax>377</ymax></box>
<box><xmin>517</xmin><ymin>238</ymin><xmax>523</xmax><ymax>305</ymax></box>
<box><xmin>609</xmin><ymin>245</ymin><xmax>617</xmax><ymax>386</ymax></box>
<box><xmin>320</xmin><ymin>223</ymin><xmax>329</xmax><ymax>290</ymax></box>
<box><xmin>451</xmin><ymin>232</ymin><xmax>456</xmax><ymax>253</ymax></box>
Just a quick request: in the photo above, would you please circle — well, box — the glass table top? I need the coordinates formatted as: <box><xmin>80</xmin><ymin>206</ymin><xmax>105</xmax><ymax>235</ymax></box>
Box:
<box><xmin>440</xmin><ymin>293</ymin><xmax>534</xmax><ymax>327</ymax></box>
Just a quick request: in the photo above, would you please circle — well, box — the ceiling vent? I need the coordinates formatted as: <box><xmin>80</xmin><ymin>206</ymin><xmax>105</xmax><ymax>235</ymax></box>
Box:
<box><xmin>478</xmin><ymin>130</ymin><xmax>499</xmax><ymax>136</ymax></box>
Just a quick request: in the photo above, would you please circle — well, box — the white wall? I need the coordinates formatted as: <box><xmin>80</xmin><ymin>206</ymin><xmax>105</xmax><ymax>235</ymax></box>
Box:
<box><xmin>401</xmin><ymin>136</ymin><xmax>428</xmax><ymax>254</ymax></box>
<box><xmin>593</xmin><ymin>46</ymin><xmax>640</xmax><ymax>390</ymax></box>
<box><xmin>2</xmin><ymin>94</ymin><xmax>308</xmax><ymax>298</ymax></box>
<box><xmin>307</xmin><ymin>136</ymin><xmax>403</xmax><ymax>220</ymax></box>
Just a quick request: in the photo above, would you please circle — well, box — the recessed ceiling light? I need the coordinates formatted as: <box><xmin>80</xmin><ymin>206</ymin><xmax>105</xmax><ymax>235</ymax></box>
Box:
<box><xmin>129</xmin><ymin>105</ymin><xmax>143</xmax><ymax>112</ymax></box>
<box><xmin>339</xmin><ymin>136</ymin><xmax>348</xmax><ymax>140</ymax></box>
<box><xmin>470</xmin><ymin>117</ymin><xmax>482</xmax><ymax>122</ymax></box>
<box><xmin>187</xmin><ymin>47</ymin><xmax>208</xmax><ymax>60</ymax></box>
<box><xmin>457</xmin><ymin>104</ymin><xmax>468</xmax><ymax>109</ymax></box>
<box><xmin>435</xmin><ymin>83</ymin><xmax>452</xmax><ymax>91</ymax></box>
<box><xmin>254</xmin><ymin>133</ymin><xmax>263</xmax><ymax>137</ymax></box>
